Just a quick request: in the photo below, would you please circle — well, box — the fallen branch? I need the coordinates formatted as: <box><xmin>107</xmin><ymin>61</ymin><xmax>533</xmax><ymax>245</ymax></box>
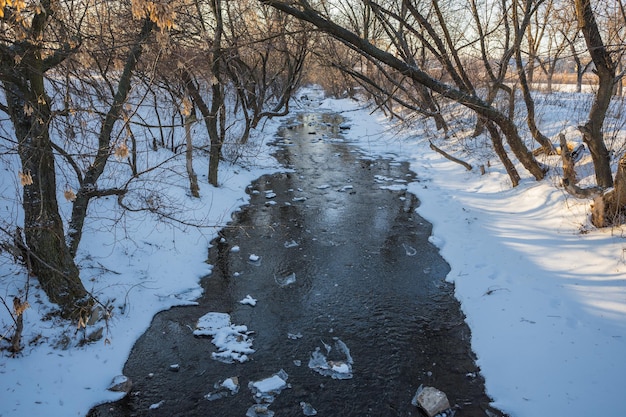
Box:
<box><xmin>429</xmin><ymin>140</ymin><xmax>472</xmax><ymax>171</ymax></box>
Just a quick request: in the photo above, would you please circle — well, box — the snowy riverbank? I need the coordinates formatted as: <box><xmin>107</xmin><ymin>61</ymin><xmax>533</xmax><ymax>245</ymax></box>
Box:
<box><xmin>1</xmin><ymin>85</ymin><xmax>625</xmax><ymax>417</ymax></box>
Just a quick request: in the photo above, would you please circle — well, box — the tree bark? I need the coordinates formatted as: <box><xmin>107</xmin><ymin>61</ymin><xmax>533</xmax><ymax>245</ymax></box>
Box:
<box><xmin>207</xmin><ymin>0</ymin><xmax>225</xmax><ymax>187</ymax></box>
<box><xmin>185</xmin><ymin>114</ymin><xmax>201</xmax><ymax>198</ymax></box>
<box><xmin>559</xmin><ymin>133</ymin><xmax>602</xmax><ymax>198</ymax></box>
<box><xmin>591</xmin><ymin>153</ymin><xmax>626</xmax><ymax>227</ymax></box>
<box><xmin>574</xmin><ymin>0</ymin><xmax>615</xmax><ymax>188</ymax></box>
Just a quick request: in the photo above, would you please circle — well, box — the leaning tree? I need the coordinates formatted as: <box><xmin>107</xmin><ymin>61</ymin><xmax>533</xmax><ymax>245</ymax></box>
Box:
<box><xmin>0</xmin><ymin>0</ymin><xmax>173</xmax><ymax>317</ymax></box>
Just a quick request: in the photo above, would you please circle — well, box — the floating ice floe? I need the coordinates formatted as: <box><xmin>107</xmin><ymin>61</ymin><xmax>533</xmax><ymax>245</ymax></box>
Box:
<box><xmin>149</xmin><ymin>400</ymin><xmax>165</xmax><ymax>409</ymax></box>
<box><xmin>249</xmin><ymin>254</ymin><xmax>261</xmax><ymax>265</ymax></box>
<box><xmin>205</xmin><ymin>376</ymin><xmax>240</xmax><ymax>401</ymax></box>
<box><xmin>283</xmin><ymin>240</ymin><xmax>299</xmax><ymax>248</ymax></box>
<box><xmin>402</xmin><ymin>243</ymin><xmax>417</xmax><ymax>256</ymax></box>
<box><xmin>292</xmin><ymin>196</ymin><xmax>307</xmax><ymax>202</ymax></box>
<box><xmin>274</xmin><ymin>272</ymin><xmax>296</xmax><ymax>287</ymax></box>
<box><xmin>246</xmin><ymin>404</ymin><xmax>274</xmax><ymax>417</ymax></box>
<box><xmin>230</xmin><ymin>245</ymin><xmax>240</xmax><ymax>253</ymax></box>
<box><xmin>380</xmin><ymin>184</ymin><xmax>408</xmax><ymax>191</ymax></box>
<box><xmin>316</xmin><ymin>184</ymin><xmax>331</xmax><ymax>189</ymax></box>
<box><xmin>308</xmin><ymin>338</ymin><xmax>353</xmax><ymax>379</ymax></box>
<box><xmin>247</xmin><ymin>369</ymin><xmax>290</xmax><ymax>417</ymax></box>
<box><xmin>265</xmin><ymin>191</ymin><xmax>277</xmax><ymax>199</ymax></box>
<box><xmin>337</xmin><ymin>185</ymin><xmax>354</xmax><ymax>192</ymax></box>
<box><xmin>193</xmin><ymin>312</ymin><xmax>255</xmax><ymax>363</ymax></box>
<box><xmin>300</xmin><ymin>402</ymin><xmax>318</xmax><ymax>416</ymax></box>
<box><xmin>374</xmin><ymin>174</ymin><xmax>394</xmax><ymax>183</ymax></box>
<box><xmin>240</xmin><ymin>295</ymin><xmax>257</xmax><ymax>306</ymax></box>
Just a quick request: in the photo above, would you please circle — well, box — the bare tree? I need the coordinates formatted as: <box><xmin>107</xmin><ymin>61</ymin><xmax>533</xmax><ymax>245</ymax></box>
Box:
<box><xmin>260</xmin><ymin>0</ymin><xmax>546</xmax><ymax>186</ymax></box>
<box><xmin>1</xmin><ymin>0</ymin><xmax>91</xmax><ymax>316</ymax></box>
<box><xmin>0</xmin><ymin>0</ymin><xmax>166</xmax><ymax>316</ymax></box>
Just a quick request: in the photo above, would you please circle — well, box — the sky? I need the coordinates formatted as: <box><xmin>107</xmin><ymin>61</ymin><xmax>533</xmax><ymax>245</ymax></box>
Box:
<box><xmin>1</xmin><ymin>85</ymin><xmax>625</xmax><ymax>417</ymax></box>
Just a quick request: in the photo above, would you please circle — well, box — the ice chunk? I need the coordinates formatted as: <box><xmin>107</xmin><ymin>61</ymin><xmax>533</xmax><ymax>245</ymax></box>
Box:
<box><xmin>149</xmin><ymin>400</ymin><xmax>165</xmax><ymax>409</ymax></box>
<box><xmin>275</xmin><ymin>272</ymin><xmax>296</xmax><ymax>287</ymax></box>
<box><xmin>230</xmin><ymin>245</ymin><xmax>240</xmax><ymax>253</ymax></box>
<box><xmin>252</xmin><ymin>375</ymin><xmax>287</xmax><ymax>393</ymax></box>
<box><xmin>284</xmin><ymin>240</ymin><xmax>299</xmax><ymax>248</ymax></box>
<box><xmin>380</xmin><ymin>184</ymin><xmax>407</xmax><ymax>191</ymax></box>
<box><xmin>316</xmin><ymin>184</ymin><xmax>331</xmax><ymax>189</ymax></box>
<box><xmin>265</xmin><ymin>191</ymin><xmax>277</xmax><ymax>199</ymax></box>
<box><xmin>411</xmin><ymin>385</ymin><xmax>451</xmax><ymax>417</ymax></box>
<box><xmin>246</xmin><ymin>404</ymin><xmax>274</xmax><ymax>417</ymax></box>
<box><xmin>240</xmin><ymin>295</ymin><xmax>257</xmax><ymax>306</ymax></box>
<box><xmin>194</xmin><ymin>312</ymin><xmax>231</xmax><ymax>336</ymax></box>
<box><xmin>300</xmin><ymin>402</ymin><xmax>318</xmax><ymax>416</ymax></box>
<box><xmin>249</xmin><ymin>254</ymin><xmax>261</xmax><ymax>262</ymax></box>
<box><xmin>194</xmin><ymin>312</ymin><xmax>255</xmax><ymax>363</ymax></box>
<box><xmin>402</xmin><ymin>243</ymin><xmax>417</xmax><ymax>256</ymax></box>
<box><xmin>308</xmin><ymin>338</ymin><xmax>353</xmax><ymax>380</ymax></box>
<box><xmin>292</xmin><ymin>196</ymin><xmax>307</xmax><ymax>202</ymax></box>
<box><xmin>249</xmin><ymin>369</ymin><xmax>290</xmax><ymax>404</ymax></box>
<box><xmin>205</xmin><ymin>376</ymin><xmax>240</xmax><ymax>401</ymax></box>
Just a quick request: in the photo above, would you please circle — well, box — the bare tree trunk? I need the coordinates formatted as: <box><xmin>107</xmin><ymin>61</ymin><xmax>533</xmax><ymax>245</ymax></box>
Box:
<box><xmin>185</xmin><ymin>114</ymin><xmax>200</xmax><ymax>198</ymax></box>
<box><xmin>208</xmin><ymin>0</ymin><xmax>225</xmax><ymax>187</ymax></box>
<box><xmin>1</xmin><ymin>6</ymin><xmax>89</xmax><ymax>315</ymax></box>
<box><xmin>575</xmin><ymin>0</ymin><xmax>615</xmax><ymax>189</ymax></box>
<box><xmin>486</xmin><ymin>121</ymin><xmax>522</xmax><ymax>187</ymax></box>
<box><xmin>592</xmin><ymin>153</ymin><xmax>626</xmax><ymax>227</ymax></box>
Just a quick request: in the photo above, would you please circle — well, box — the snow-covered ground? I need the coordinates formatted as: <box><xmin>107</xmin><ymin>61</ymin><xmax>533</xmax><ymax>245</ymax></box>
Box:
<box><xmin>1</xmin><ymin>85</ymin><xmax>625</xmax><ymax>417</ymax></box>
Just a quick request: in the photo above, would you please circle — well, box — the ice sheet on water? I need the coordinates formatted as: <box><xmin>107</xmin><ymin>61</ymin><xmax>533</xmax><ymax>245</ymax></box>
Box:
<box><xmin>275</xmin><ymin>272</ymin><xmax>296</xmax><ymax>287</ymax></box>
<box><xmin>194</xmin><ymin>312</ymin><xmax>255</xmax><ymax>363</ymax></box>
<box><xmin>308</xmin><ymin>338</ymin><xmax>353</xmax><ymax>379</ymax></box>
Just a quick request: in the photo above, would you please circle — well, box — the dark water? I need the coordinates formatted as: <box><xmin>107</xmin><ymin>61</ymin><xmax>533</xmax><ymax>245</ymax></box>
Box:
<box><xmin>89</xmin><ymin>113</ymin><xmax>504</xmax><ymax>417</ymax></box>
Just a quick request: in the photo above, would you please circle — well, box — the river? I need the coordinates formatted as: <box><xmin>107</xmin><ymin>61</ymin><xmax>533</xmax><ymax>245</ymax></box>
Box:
<box><xmin>88</xmin><ymin>111</ymin><xmax>504</xmax><ymax>417</ymax></box>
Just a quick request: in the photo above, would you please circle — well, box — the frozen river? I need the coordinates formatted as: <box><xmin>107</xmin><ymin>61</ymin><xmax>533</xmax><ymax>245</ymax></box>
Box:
<box><xmin>89</xmin><ymin>112</ymin><xmax>504</xmax><ymax>416</ymax></box>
